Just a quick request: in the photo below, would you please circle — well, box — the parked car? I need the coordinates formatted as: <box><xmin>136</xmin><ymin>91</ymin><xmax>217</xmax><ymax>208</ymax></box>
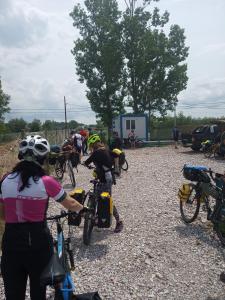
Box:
<box><xmin>191</xmin><ymin>124</ymin><xmax>220</xmax><ymax>151</ymax></box>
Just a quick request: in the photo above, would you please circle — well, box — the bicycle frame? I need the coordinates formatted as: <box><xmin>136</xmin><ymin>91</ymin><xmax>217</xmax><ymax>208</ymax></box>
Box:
<box><xmin>85</xmin><ymin>180</ymin><xmax>99</xmax><ymax>210</ymax></box>
<box><xmin>58</xmin><ymin>223</ymin><xmax>75</xmax><ymax>297</ymax></box>
<box><xmin>54</xmin><ymin>154</ymin><xmax>76</xmax><ymax>187</ymax></box>
<box><xmin>48</xmin><ymin>213</ymin><xmax>76</xmax><ymax>300</ymax></box>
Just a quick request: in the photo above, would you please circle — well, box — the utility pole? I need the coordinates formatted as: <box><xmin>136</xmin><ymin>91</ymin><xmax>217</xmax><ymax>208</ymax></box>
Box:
<box><xmin>64</xmin><ymin>96</ymin><xmax>67</xmax><ymax>138</ymax></box>
<box><xmin>174</xmin><ymin>104</ymin><xmax>177</xmax><ymax>127</ymax></box>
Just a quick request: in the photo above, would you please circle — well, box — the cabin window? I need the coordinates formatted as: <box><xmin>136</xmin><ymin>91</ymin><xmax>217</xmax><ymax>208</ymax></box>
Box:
<box><xmin>126</xmin><ymin>119</ymin><xmax>136</xmax><ymax>130</ymax></box>
<box><xmin>126</xmin><ymin>120</ymin><xmax>130</xmax><ymax>130</ymax></box>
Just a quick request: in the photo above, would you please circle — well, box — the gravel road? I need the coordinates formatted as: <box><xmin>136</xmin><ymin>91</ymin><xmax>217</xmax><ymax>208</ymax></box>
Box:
<box><xmin>1</xmin><ymin>145</ymin><xmax>225</xmax><ymax>299</ymax></box>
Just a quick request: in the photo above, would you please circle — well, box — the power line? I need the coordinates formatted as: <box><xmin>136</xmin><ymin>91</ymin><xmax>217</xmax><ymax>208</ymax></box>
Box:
<box><xmin>7</xmin><ymin>110</ymin><xmax>93</xmax><ymax>114</ymax></box>
<box><xmin>10</xmin><ymin>108</ymin><xmax>92</xmax><ymax>111</ymax></box>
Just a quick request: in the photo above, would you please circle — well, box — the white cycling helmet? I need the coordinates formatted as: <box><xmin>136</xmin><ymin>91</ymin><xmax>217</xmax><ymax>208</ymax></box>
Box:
<box><xmin>19</xmin><ymin>135</ymin><xmax>50</xmax><ymax>158</ymax></box>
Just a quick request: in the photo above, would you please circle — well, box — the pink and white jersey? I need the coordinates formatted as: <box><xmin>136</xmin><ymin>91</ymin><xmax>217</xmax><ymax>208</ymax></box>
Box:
<box><xmin>0</xmin><ymin>173</ymin><xmax>66</xmax><ymax>223</ymax></box>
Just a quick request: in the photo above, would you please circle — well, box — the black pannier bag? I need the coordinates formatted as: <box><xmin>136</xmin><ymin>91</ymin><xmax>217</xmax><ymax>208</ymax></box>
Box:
<box><xmin>40</xmin><ymin>252</ymin><xmax>66</xmax><ymax>286</ymax></box>
<box><xmin>183</xmin><ymin>165</ymin><xmax>210</xmax><ymax>183</ymax></box>
<box><xmin>70</xmin><ymin>152</ymin><xmax>80</xmax><ymax>168</ymax></box>
<box><xmin>119</xmin><ymin>152</ymin><xmax>125</xmax><ymax>166</ymax></box>
<box><xmin>97</xmin><ymin>192</ymin><xmax>113</xmax><ymax>228</ymax></box>
<box><xmin>49</xmin><ymin>145</ymin><xmax>61</xmax><ymax>165</ymax></box>
<box><xmin>68</xmin><ymin>188</ymin><xmax>86</xmax><ymax>226</ymax></box>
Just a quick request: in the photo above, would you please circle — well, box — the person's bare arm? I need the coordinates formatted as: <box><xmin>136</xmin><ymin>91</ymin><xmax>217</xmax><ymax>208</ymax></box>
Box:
<box><xmin>60</xmin><ymin>193</ymin><xmax>83</xmax><ymax>212</ymax></box>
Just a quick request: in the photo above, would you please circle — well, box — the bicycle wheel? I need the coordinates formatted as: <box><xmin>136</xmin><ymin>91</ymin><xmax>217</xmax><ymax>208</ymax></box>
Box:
<box><xmin>213</xmin><ymin>200</ymin><xmax>225</xmax><ymax>247</ymax></box>
<box><xmin>67</xmin><ymin>160</ymin><xmax>76</xmax><ymax>188</ymax></box>
<box><xmin>54</xmin><ymin>282</ymin><xmax>73</xmax><ymax>300</ymax></box>
<box><xmin>83</xmin><ymin>211</ymin><xmax>95</xmax><ymax>245</ymax></box>
<box><xmin>204</xmin><ymin>146</ymin><xmax>213</xmax><ymax>158</ymax></box>
<box><xmin>55</xmin><ymin>160</ymin><xmax>64</xmax><ymax>180</ymax></box>
<box><xmin>214</xmin><ymin>151</ymin><xmax>222</xmax><ymax>160</ymax></box>
<box><xmin>54</xmin><ymin>288</ymin><xmax>64</xmax><ymax>300</ymax></box>
<box><xmin>180</xmin><ymin>185</ymin><xmax>201</xmax><ymax>223</ymax></box>
<box><xmin>121</xmin><ymin>159</ymin><xmax>128</xmax><ymax>171</ymax></box>
<box><xmin>214</xmin><ymin>223</ymin><xmax>225</xmax><ymax>247</ymax></box>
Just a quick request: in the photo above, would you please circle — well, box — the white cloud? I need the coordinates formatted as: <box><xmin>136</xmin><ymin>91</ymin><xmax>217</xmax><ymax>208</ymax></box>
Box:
<box><xmin>1</xmin><ymin>0</ymin><xmax>225</xmax><ymax>124</ymax></box>
<box><xmin>196</xmin><ymin>43</ymin><xmax>225</xmax><ymax>57</ymax></box>
<box><xmin>178</xmin><ymin>77</ymin><xmax>225</xmax><ymax>117</ymax></box>
<box><xmin>0</xmin><ymin>0</ymin><xmax>48</xmax><ymax>48</ymax></box>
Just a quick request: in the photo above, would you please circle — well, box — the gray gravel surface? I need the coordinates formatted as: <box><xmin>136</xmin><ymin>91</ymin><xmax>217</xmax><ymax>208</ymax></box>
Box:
<box><xmin>1</xmin><ymin>146</ymin><xmax>225</xmax><ymax>299</ymax></box>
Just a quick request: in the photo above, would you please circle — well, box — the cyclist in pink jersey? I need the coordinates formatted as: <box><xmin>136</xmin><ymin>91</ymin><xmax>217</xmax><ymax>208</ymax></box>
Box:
<box><xmin>0</xmin><ymin>135</ymin><xmax>84</xmax><ymax>300</ymax></box>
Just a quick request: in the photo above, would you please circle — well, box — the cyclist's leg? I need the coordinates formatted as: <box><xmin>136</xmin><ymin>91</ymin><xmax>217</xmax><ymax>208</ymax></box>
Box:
<box><xmin>113</xmin><ymin>205</ymin><xmax>120</xmax><ymax>223</ymax></box>
<box><xmin>84</xmin><ymin>139</ymin><xmax>88</xmax><ymax>154</ymax></box>
<box><xmin>28</xmin><ymin>249</ymin><xmax>52</xmax><ymax>300</ymax></box>
<box><xmin>1</xmin><ymin>251</ymin><xmax>28</xmax><ymax>300</ymax></box>
<box><xmin>114</xmin><ymin>157</ymin><xmax>120</xmax><ymax>175</ymax></box>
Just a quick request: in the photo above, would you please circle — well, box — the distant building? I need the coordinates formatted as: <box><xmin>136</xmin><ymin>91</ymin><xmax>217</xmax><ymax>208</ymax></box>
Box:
<box><xmin>112</xmin><ymin>113</ymin><xmax>148</xmax><ymax>140</ymax></box>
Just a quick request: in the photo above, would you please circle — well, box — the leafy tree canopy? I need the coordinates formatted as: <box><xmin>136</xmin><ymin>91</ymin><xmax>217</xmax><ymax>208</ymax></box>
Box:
<box><xmin>29</xmin><ymin>119</ymin><xmax>41</xmax><ymax>132</ymax></box>
<box><xmin>0</xmin><ymin>79</ymin><xmax>10</xmax><ymax>122</ymax></box>
<box><xmin>7</xmin><ymin>118</ymin><xmax>27</xmax><ymax>133</ymax></box>
<box><xmin>122</xmin><ymin>1</ymin><xmax>189</xmax><ymax>116</ymax></box>
<box><xmin>70</xmin><ymin>0</ymin><xmax>125</xmax><ymax>133</ymax></box>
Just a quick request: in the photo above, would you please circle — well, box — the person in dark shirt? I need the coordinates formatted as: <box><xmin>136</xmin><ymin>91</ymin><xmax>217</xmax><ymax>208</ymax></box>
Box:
<box><xmin>79</xmin><ymin>128</ymin><xmax>88</xmax><ymax>155</ymax></box>
<box><xmin>172</xmin><ymin>126</ymin><xmax>180</xmax><ymax>149</ymax></box>
<box><xmin>109</xmin><ymin>132</ymin><xmax>123</xmax><ymax>175</ymax></box>
<box><xmin>110</xmin><ymin>131</ymin><xmax>123</xmax><ymax>150</ymax></box>
<box><xmin>84</xmin><ymin>134</ymin><xmax>123</xmax><ymax>233</ymax></box>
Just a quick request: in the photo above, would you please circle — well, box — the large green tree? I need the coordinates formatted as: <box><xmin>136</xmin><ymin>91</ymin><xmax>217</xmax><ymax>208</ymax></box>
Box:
<box><xmin>29</xmin><ymin>119</ymin><xmax>41</xmax><ymax>132</ymax></box>
<box><xmin>7</xmin><ymin>118</ymin><xmax>27</xmax><ymax>133</ymax></box>
<box><xmin>70</xmin><ymin>0</ymin><xmax>125</xmax><ymax>134</ymax></box>
<box><xmin>122</xmin><ymin>0</ymin><xmax>189</xmax><ymax>117</ymax></box>
<box><xmin>0</xmin><ymin>79</ymin><xmax>10</xmax><ymax>122</ymax></box>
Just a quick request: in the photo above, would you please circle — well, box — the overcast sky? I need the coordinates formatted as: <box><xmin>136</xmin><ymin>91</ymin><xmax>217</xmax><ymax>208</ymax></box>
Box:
<box><xmin>0</xmin><ymin>0</ymin><xmax>225</xmax><ymax>124</ymax></box>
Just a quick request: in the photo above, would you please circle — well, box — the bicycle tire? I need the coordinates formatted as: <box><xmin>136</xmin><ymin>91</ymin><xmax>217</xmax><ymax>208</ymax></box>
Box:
<box><xmin>54</xmin><ymin>284</ymin><xmax>73</xmax><ymax>300</ymax></box>
<box><xmin>214</xmin><ymin>223</ymin><xmax>225</xmax><ymax>247</ymax></box>
<box><xmin>83</xmin><ymin>211</ymin><xmax>94</xmax><ymax>245</ymax></box>
<box><xmin>121</xmin><ymin>159</ymin><xmax>128</xmax><ymax>171</ymax></box>
<box><xmin>54</xmin><ymin>288</ymin><xmax>64</xmax><ymax>300</ymax></box>
<box><xmin>203</xmin><ymin>147</ymin><xmax>213</xmax><ymax>158</ymax></box>
<box><xmin>214</xmin><ymin>151</ymin><xmax>222</xmax><ymax>160</ymax></box>
<box><xmin>180</xmin><ymin>185</ymin><xmax>201</xmax><ymax>223</ymax></box>
<box><xmin>213</xmin><ymin>199</ymin><xmax>225</xmax><ymax>247</ymax></box>
<box><xmin>67</xmin><ymin>161</ymin><xmax>76</xmax><ymax>188</ymax></box>
<box><xmin>55</xmin><ymin>160</ymin><xmax>64</xmax><ymax>180</ymax></box>
<box><xmin>68</xmin><ymin>249</ymin><xmax>75</xmax><ymax>270</ymax></box>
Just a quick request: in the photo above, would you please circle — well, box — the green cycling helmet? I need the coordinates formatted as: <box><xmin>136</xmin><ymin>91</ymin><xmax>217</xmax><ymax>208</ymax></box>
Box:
<box><xmin>87</xmin><ymin>134</ymin><xmax>101</xmax><ymax>148</ymax></box>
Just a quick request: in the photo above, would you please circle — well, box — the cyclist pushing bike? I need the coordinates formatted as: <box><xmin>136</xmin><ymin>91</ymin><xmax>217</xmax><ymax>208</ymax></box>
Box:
<box><xmin>0</xmin><ymin>135</ymin><xmax>85</xmax><ymax>300</ymax></box>
<box><xmin>84</xmin><ymin>134</ymin><xmax>123</xmax><ymax>233</ymax></box>
<box><xmin>109</xmin><ymin>131</ymin><xmax>123</xmax><ymax>175</ymax></box>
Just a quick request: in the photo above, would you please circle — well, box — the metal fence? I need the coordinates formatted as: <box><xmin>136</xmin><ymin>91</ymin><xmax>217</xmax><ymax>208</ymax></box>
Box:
<box><xmin>41</xmin><ymin>130</ymin><xmax>66</xmax><ymax>145</ymax></box>
<box><xmin>0</xmin><ymin>130</ymin><xmax>67</xmax><ymax>178</ymax></box>
<box><xmin>150</xmin><ymin>127</ymin><xmax>173</xmax><ymax>141</ymax></box>
<box><xmin>0</xmin><ymin>132</ymin><xmax>20</xmax><ymax>144</ymax></box>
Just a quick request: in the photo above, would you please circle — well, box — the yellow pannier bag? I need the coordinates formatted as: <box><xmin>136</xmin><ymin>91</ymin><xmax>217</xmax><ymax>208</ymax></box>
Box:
<box><xmin>178</xmin><ymin>184</ymin><xmax>192</xmax><ymax>202</ymax></box>
<box><xmin>112</xmin><ymin>148</ymin><xmax>122</xmax><ymax>156</ymax></box>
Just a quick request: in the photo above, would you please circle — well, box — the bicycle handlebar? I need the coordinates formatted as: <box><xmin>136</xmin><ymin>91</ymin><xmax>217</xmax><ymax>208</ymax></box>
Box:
<box><xmin>46</xmin><ymin>210</ymin><xmax>78</xmax><ymax>221</ymax></box>
<box><xmin>203</xmin><ymin>169</ymin><xmax>224</xmax><ymax>183</ymax></box>
<box><xmin>81</xmin><ymin>162</ymin><xmax>95</xmax><ymax>169</ymax></box>
<box><xmin>46</xmin><ymin>206</ymin><xmax>94</xmax><ymax>221</ymax></box>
